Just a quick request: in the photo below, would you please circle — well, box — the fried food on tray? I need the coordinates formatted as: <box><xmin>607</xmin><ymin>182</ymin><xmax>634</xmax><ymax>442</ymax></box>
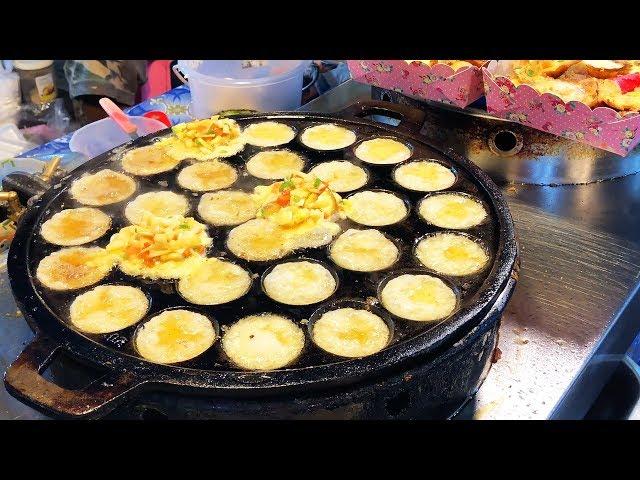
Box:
<box><xmin>442</xmin><ymin>60</ymin><xmax>475</xmax><ymax>70</ymax></box>
<box><xmin>556</xmin><ymin>66</ymin><xmax>602</xmax><ymax>107</ymax></box>
<box><xmin>626</xmin><ymin>61</ymin><xmax>640</xmax><ymax>74</ymax></box>
<box><xmin>465</xmin><ymin>60</ymin><xmax>488</xmax><ymax>67</ymax></box>
<box><xmin>404</xmin><ymin>60</ymin><xmax>485</xmax><ymax>70</ymax></box>
<box><xmin>527</xmin><ymin>76</ymin><xmax>600</xmax><ymax>107</ymax></box>
<box><xmin>582</xmin><ymin>60</ymin><xmax>630</xmax><ymax>79</ymax></box>
<box><xmin>505</xmin><ymin>60</ymin><xmax>640</xmax><ymax>112</ymax></box>
<box><xmin>511</xmin><ymin>61</ymin><xmax>578</xmax><ymax>82</ymax></box>
<box><xmin>599</xmin><ymin>78</ymin><xmax>640</xmax><ymax>112</ymax></box>
<box><xmin>538</xmin><ymin>60</ymin><xmax>580</xmax><ymax>78</ymax></box>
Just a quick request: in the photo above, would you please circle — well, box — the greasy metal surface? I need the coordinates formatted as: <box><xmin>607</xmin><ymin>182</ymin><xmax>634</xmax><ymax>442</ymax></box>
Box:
<box><xmin>372</xmin><ymin>87</ymin><xmax>640</xmax><ymax>185</ymax></box>
<box><xmin>0</xmin><ymin>256</ymin><xmax>48</xmax><ymax>419</ymax></box>
<box><xmin>467</xmin><ymin>194</ymin><xmax>640</xmax><ymax>419</ymax></box>
<box><xmin>4</xmin><ymin>103</ymin><xmax>517</xmax><ymax>418</ymax></box>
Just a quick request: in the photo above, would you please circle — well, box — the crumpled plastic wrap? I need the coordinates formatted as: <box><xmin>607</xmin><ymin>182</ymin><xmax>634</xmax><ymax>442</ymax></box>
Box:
<box><xmin>0</xmin><ymin>124</ymin><xmax>35</xmax><ymax>158</ymax></box>
<box><xmin>0</xmin><ymin>69</ymin><xmax>20</xmax><ymax>127</ymax></box>
<box><xmin>19</xmin><ymin>98</ymin><xmax>75</xmax><ymax>145</ymax></box>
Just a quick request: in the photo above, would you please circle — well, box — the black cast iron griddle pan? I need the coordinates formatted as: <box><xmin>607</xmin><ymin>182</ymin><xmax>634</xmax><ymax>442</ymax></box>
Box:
<box><xmin>4</xmin><ymin>100</ymin><xmax>518</xmax><ymax>418</ymax></box>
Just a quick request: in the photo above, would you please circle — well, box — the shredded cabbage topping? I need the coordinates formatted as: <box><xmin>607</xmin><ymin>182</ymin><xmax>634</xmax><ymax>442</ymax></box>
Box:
<box><xmin>253</xmin><ymin>171</ymin><xmax>345</xmax><ymax>233</ymax></box>
<box><xmin>161</xmin><ymin>115</ymin><xmax>245</xmax><ymax>160</ymax></box>
<box><xmin>106</xmin><ymin>214</ymin><xmax>212</xmax><ymax>279</ymax></box>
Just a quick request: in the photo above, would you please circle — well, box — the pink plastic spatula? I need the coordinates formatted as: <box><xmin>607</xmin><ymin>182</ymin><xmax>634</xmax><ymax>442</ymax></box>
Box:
<box><xmin>98</xmin><ymin>97</ymin><xmax>140</xmax><ymax>140</ymax></box>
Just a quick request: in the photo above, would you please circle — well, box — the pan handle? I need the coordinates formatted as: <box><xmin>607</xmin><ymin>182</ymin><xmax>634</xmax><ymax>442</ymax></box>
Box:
<box><xmin>337</xmin><ymin>99</ymin><xmax>426</xmax><ymax>134</ymax></box>
<box><xmin>4</xmin><ymin>335</ymin><xmax>142</xmax><ymax>419</ymax></box>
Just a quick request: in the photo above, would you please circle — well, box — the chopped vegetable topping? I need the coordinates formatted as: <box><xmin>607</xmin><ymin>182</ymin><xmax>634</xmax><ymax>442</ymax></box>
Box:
<box><xmin>253</xmin><ymin>172</ymin><xmax>345</xmax><ymax>232</ymax></box>
<box><xmin>160</xmin><ymin>115</ymin><xmax>244</xmax><ymax>160</ymax></box>
<box><xmin>106</xmin><ymin>214</ymin><xmax>211</xmax><ymax>276</ymax></box>
<box><xmin>279</xmin><ymin>179</ymin><xmax>295</xmax><ymax>191</ymax></box>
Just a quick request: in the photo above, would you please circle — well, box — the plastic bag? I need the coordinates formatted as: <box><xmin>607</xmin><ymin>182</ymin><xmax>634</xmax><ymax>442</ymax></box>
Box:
<box><xmin>0</xmin><ymin>69</ymin><xmax>20</xmax><ymax>127</ymax></box>
<box><xmin>0</xmin><ymin>124</ymin><xmax>35</xmax><ymax>158</ymax></box>
<box><xmin>19</xmin><ymin>98</ymin><xmax>75</xmax><ymax>145</ymax></box>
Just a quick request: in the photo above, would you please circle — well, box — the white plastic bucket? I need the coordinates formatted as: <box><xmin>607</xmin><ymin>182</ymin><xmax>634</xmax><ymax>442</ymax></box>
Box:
<box><xmin>69</xmin><ymin>116</ymin><xmax>166</xmax><ymax>159</ymax></box>
<box><xmin>174</xmin><ymin>60</ymin><xmax>311</xmax><ymax>118</ymax></box>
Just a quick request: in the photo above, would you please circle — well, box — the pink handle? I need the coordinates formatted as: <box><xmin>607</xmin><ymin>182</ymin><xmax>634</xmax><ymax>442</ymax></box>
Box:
<box><xmin>98</xmin><ymin>97</ymin><xmax>138</xmax><ymax>135</ymax></box>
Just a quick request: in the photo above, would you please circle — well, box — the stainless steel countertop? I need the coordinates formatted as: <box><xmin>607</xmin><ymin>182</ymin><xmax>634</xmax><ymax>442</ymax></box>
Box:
<box><xmin>1</xmin><ymin>80</ymin><xmax>639</xmax><ymax>419</ymax></box>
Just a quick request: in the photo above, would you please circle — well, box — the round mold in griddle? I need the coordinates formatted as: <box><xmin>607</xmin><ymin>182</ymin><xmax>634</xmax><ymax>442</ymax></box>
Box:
<box><xmin>245</xmin><ymin>148</ymin><xmax>308</xmax><ymax>180</ymax></box>
<box><xmin>260</xmin><ymin>257</ymin><xmax>340</xmax><ymax>307</ymax></box>
<box><xmin>132</xmin><ymin>306</ymin><xmax>220</xmax><ymax>366</ymax></box>
<box><xmin>242</xmin><ymin>121</ymin><xmax>298</xmax><ymax>148</ymax></box>
<box><xmin>297</xmin><ymin>123</ymin><xmax>358</xmax><ymax>154</ymax></box>
<box><xmin>175</xmin><ymin>256</ymin><xmax>254</xmax><ymax>307</ymax></box>
<box><xmin>327</xmin><ymin>229</ymin><xmax>403</xmax><ymax>274</ymax></box>
<box><xmin>391</xmin><ymin>158</ymin><xmax>458</xmax><ymax>194</ymax></box>
<box><xmin>344</xmin><ymin>189</ymin><xmax>411</xmax><ymax>228</ymax></box>
<box><xmin>307</xmin><ymin>160</ymin><xmax>372</xmax><ymax>193</ymax></box>
<box><xmin>376</xmin><ymin>267</ymin><xmax>462</xmax><ymax>324</ymax></box>
<box><xmin>119</xmin><ymin>144</ymin><xmax>183</xmax><ymax>178</ymax></box>
<box><xmin>66</xmin><ymin>282</ymin><xmax>152</xmax><ymax>335</ymax></box>
<box><xmin>412</xmin><ymin>231</ymin><xmax>492</xmax><ymax>279</ymax></box>
<box><xmin>307</xmin><ymin>298</ymin><xmax>395</xmax><ymax>359</ymax></box>
<box><xmin>220</xmin><ymin>312</ymin><xmax>308</xmax><ymax>371</ymax></box>
<box><xmin>176</xmin><ymin>160</ymin><xmax>240</xmax><ymax>192</ymax></box>
<box><xmin>416</xmin><ymin>191</ymin><xmax>490</xmax><ymax>231</ymax></box>
<box><xmin>352</xmin><ymin>136</ymin><xmax>414</xmax><ymax>167</ymax></box>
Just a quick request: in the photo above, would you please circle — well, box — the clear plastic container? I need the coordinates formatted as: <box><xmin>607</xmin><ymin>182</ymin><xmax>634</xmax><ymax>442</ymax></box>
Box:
<box><xmin>174</xmin><ymin>60</ymin><xmax>311</xmax><ymax>118</ymax></box>
<box><xmin>69</xmin><ymin>115</ymin><xmax>166</xmax><ymax>159</ymax></box>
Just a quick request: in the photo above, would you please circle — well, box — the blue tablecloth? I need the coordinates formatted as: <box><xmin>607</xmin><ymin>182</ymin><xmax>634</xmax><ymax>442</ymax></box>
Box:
<box><xmin>22</xmin><ymin>85</ymin><xmax>194</xmax><ymax>162</ymax></box>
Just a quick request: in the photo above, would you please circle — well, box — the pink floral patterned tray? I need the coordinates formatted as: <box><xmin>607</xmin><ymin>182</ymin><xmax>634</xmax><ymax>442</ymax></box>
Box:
<box><xmin>347</xmin><ymin>60</ymin><xmax>485</xmax><ymax>108</ymax></box>
<box><xmin>482</xmin><ymin>67</ymin><xmax>640</xmax><ymax>156</ymax></box>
